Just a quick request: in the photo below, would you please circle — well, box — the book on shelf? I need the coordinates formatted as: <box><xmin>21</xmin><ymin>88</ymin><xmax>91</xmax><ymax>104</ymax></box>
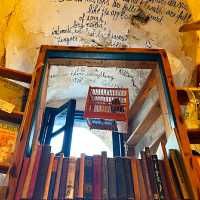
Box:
<box><xmin>0</xmin><ymin>120</ymin><xmax>19</xmax><ymax>167</ymax></box>
<box><xmin>58</xmin><ymin>157</ymin><xmax>68</xmax><ymax>199</ymax></box>
<box><xmin>17</xmin><ymin>145</ymin><xmax>193</xmax><ymax>200</ymax></box>
<box><xmin>84</xmin><ymin>156</ymin><xmax>93</xmax><ymax>199</ymax></box>
<box><xmin>32</xmin><ymin>145</ymin><xmax>51</xmax><ymax>199</ymax></box>
<box><xmin>0</xmin><ymin>76</ymin><xmax>29</xmax><ymax>113</ymax></box>
<box><xmin>169</xmin><ymin>149</ymin><xmax>191</xmax><ymax>199</ymax></box>
<box><xmin>15</xmin><ymin>157</ymin><xmax>30</xmax><ymax>200</ymax></box>
<box><xmin>65</xmin><ymin>157</ymin><xmax>77</xmax><ymax>199</ymax></box>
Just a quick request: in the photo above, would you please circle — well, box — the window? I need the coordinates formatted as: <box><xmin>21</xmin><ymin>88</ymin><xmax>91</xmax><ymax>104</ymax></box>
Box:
<box><xmin>70</xmin><ymin>126</ymin><xmax>113</xmax><ymax>157</ymax></box>
<box><xmin>40</xmin><ymin>100</ymin><xmax>123</xmax><ymax>157</ymax></box>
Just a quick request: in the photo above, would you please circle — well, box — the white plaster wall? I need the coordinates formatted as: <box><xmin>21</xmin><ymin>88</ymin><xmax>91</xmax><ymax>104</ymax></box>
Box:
<box><xmin>0</xmin><ymin>0</ymin><xmax>197</xmax><ymax>86</ymax></box>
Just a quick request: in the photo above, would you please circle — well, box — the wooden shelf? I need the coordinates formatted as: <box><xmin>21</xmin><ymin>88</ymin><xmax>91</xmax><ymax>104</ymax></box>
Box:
<box><xmin>0</xmin><ymin>110</ymin><xmax>23</xmax><ymax>124</ymax></box>
<box><xmin>188</xmin><ymin>128</ymin><xmax>200</xmax><ymax>144</ymax></box>
<box><xmin>0</xmin><ymin>66</ymin><xmax>32</xmax><ymax>83</ymax></box>
<box><xmin>0</xmin><ymin>165</ymin><xmax>9</xmax><ymax>174</ymax></box>
<box><xmin>176</xmin><ymin>89</ymin><xmax>189</xmax><ymax>105</ymax></box>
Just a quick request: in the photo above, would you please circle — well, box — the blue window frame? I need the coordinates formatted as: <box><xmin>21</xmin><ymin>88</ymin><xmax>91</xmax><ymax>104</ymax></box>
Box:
<box><xmin>39</xmin><ymin>101</ymin><xmax>124</xmax><ymax>157</ymax></box>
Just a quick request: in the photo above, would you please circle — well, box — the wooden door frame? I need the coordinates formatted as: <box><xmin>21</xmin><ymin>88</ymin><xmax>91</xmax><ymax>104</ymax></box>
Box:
<box><xmin>7</xmin><ymin>46</ymin><xmax>200</xmax><ymax>200</ymax></box>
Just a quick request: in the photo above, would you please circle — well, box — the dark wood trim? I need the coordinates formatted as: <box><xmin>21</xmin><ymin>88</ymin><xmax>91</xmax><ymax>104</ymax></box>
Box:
<box><xmin>48</xmin><ymin>58</ymin><xmax>156</xmax><ymax>69</ymax></box>
<box><xmin>0</xmin><ymin>66</ymin><xmax>32</xmax><ymax>83</ymax></box>
<box><xmin>127</xmin><ymin>99</ymin><xmax>161</xmax><ymax>146</ymax></box>
<box><xmin>128</xmin><ymin>69</ymin><xmax>156</xmax><ymax>122</ymax></box>
<box><xmin>41</xmin><ymin>45</ymin><xmax>164</xmax><ymax>54</ymax></box>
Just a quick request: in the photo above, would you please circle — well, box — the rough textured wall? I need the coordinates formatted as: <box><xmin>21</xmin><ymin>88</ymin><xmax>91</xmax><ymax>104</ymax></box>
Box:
<box><xmin>0</xmin><ymin>0</ymin><xmax>198</xmax><ymax>86</ymax></box>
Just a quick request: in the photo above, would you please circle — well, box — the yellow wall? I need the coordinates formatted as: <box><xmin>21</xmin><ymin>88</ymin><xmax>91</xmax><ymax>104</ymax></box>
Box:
<box><xmin>186</xmin><ymin>0</ymin><xmax>200</xmax><ymax>65</ymax></box>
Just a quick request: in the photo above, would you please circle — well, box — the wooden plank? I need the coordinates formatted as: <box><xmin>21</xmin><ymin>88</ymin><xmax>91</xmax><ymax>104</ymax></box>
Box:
<box><xmin>48</xmin><ymin>58</ymin><xmax>156</xmax><ymax>69</ymax></box>
<box><xmin>128</xmin><ymin>69</ymin><xmax>156</xmax><ymax>122</ymax></box>
<box><xmin>0</xmin><ymin>66</ymin><xmax>32</xmax><ymax>83</ymax></box>
<box><xmin>179</xmin><ymin>20</ymin><xmax>200</xmax><ymax>32</ymax></box>
<box><xmin>41</xmin><ymin>45</ymin><xmax>164</xmax><ymax>54</ymax></box>
<box><xmin>127</xmin><ymin>99</ymin><xmax>161</xmax><ymax>146</ymax></box>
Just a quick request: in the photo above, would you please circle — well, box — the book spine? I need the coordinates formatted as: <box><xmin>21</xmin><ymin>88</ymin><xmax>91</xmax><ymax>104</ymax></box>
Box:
<box><xmin>137</xmin><ymin>159</ymin><xmax>148</xmax><ymax>200</ymax></box>
<box><xmin>131</xmin><ymin>159</ymin><xmax>140</xmax><ymax>200</ymax></box>
<box><xmin>48</xmin><ymin>157</ymin><xmax>58</xmax><ymax>200</ymax></box>
<box><xmin>77</xmin><ymin>153</ymin><xmax>85</xmax><ymax>199</ymax></box>
<box><xmin>161</xmin><ymin>143</ymin><xmax>180</xmax><ymax>200</ymax></box>
<box><xmin>145</xmin><ymin>147</ymin><xmax>160</xmax><ymax>200</ymax></box>
<box><xmin>53</xmin><ymin>153</ymin><xmax>64</xmax><ymax>200</ymax></box>
<box><xmin>43</xmin><ymin>153</ymin><xmax>55</xmax><ymax>200</ymax></box>
<box><xmin>108</xmin><ymin>157</ymin><xmax>117</xmax><ymax>200</ymax></box>
<box><xmin>27</xmin><ymin>145</ymin><xmax>42</xmax><ymax>198</ymax></box>
<box><xmin>115</xmin><ymin>157</ymin><xmax>127</xmax><ymax>200</ymax></box>
<box><xmin>93</xmin><ymin>155</ymin><xmax>102</xmax><ymax>200</ymax></box>
<box><xmin>32</xmin><ymin>145</ymin><xmax>51</xmax><ymax>199</ymax></box>
<box><xmin>58</xmin><ymin>158</ymin><xmax>69</xmax><ymax>199</ymax></box>
<box><xmin>84</xmin><ymin>156</ymin><xmax>93</xmax><ymax>199</ymax></box>
<box><xmin>170</xmin><ymin>150</ymin><xmax>190</xmax><ymax>199</ymax></box>
<box><xmin>140</xmin><ymin>151</ymin><xmax>153</xmax><ymax>199</ymax></box>
<box><xmin>158</xmin><ymin>160</ymin><xmax>170</xmax><ymax>200</ymax></box>
<box><xmin>65</xmin><ymin>157</ymin><xmax>77</xmax><ymax>200</ymax></box>
<box><xmin>151</xmin><ymin>155</ymin><xmax>165</xmax><ymax>200</ymax></box>
<box><xmin>124</xmin><ymin>158</ymin><xmax>134</xmax><ymax>200</ymax></box>
<box><xmin>74</xmin><ymin>158</ymin><xmax>80</xmax><ymax>198</ymax></box>
<box><xmin>101</xmin><ymin>151</ymin><xmax>109</xmax><ymax>200</ymax></box>
<box><xmin>15</xmin><ymin>157</ymin><xmax>30</xmax><ymax>200</ymax></box>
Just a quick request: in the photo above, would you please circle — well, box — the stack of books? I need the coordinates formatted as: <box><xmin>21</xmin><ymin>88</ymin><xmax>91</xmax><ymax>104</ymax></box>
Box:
<box><xmin>16</xmin><ymin>145</ymin><xmax>192</xmax><ymax>200</ymax></box>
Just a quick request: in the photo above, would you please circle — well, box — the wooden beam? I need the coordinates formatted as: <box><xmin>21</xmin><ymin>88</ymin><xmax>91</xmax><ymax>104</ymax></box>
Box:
<box><xmin>127</xmin><ymin>99</ymin><xmax>161</xmax><ymax>146</ymax></box>
<box><xmin>0</xmin><ymin>66</ymin><xmax>32</xmax><ymax>83</ymax></box>
<box><xmin>48</xmin><ymin>58</ymin><xmax>157</xmax><ymax>69</ymax></box>
<box><xmin>128</xmin><ymin>69</ymin><xmax>156</xmax><ymax>122</ymax></box>
<box><xmin>179</xmin><ymin>20</ymin><xmax>200</xmax><ymax>32</ymax></box>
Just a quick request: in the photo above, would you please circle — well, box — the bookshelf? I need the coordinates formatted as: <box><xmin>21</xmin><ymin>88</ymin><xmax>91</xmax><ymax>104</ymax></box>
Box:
<box><xmin>6</xmin><ymin>46</ymin><xmax>200</xmax><ymax>200</ymax></box>
<box><xmin>0</xmin><ymin>66</ymin><xmax>32</xmax><ymax>172</ymax></box>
